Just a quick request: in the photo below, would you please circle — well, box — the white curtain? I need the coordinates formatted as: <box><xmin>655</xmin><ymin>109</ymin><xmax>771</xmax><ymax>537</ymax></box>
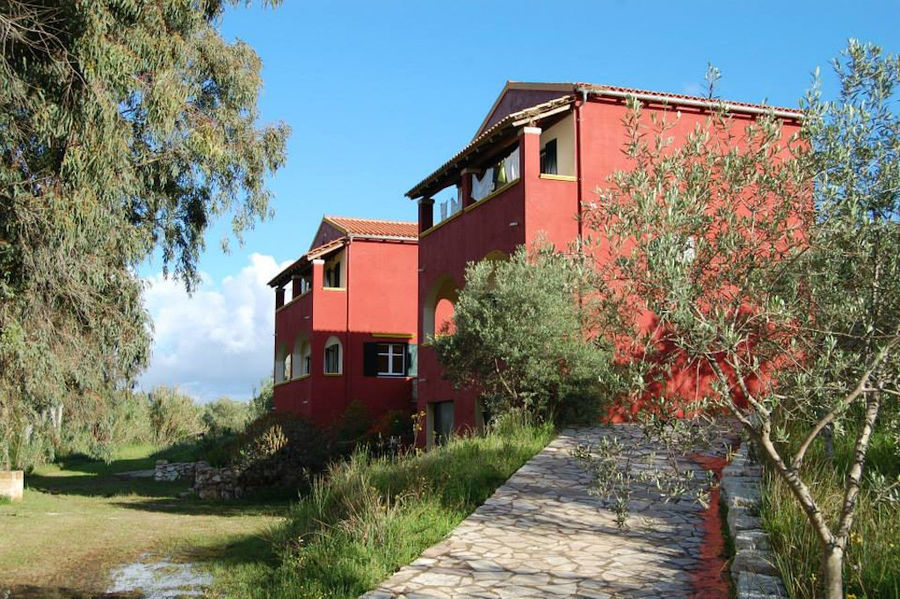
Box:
<box><xmin>504</xmin><ymin>146</ymin><xmax>520</xmax><ymax>182</ymax></box>
<box><xmin>472</xmin><ymin>167</ymin><xmax>494</xmax><ymax>201</ymax></box>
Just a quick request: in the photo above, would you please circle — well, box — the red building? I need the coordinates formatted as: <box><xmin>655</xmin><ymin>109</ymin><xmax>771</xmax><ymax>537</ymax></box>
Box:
<box><xmin>268</xmin><ymin>216</ymin><xmax>418</xmax><ymax>428</ymax></box>
<box><xmin>408</xmin><ymin>82</ymin><xmax>803</xmax><ymax>447</ymax></box>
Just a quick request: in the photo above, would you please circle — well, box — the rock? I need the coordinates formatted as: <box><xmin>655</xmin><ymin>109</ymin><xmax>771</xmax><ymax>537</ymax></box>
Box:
<box><xmin>734</xmin><ymin>571</ymin><xmax>787</xmax><ymax>598</ymax></box>
<box><xmin>731</xmin><ymin>550</ymin><xmax>779</xmax><ymax>576</ymax></box>
<box><xmin>723</xmin><ymin>444</ymin><xmax>788</xmax><ymax>598</ymax></box>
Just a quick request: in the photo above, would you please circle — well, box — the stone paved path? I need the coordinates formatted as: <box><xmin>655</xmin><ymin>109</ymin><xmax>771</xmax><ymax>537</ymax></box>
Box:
<box><xmin>363</xmin><ymin>425</ymin><xmax>733</xmax><ymax>599</ymax></box>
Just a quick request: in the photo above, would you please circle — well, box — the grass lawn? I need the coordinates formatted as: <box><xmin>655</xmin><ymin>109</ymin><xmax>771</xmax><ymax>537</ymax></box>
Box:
<box><xmin>761</xmin><ymin>430</ymin><xmax>899</xmax><ymax>599</ymax></box>
<box><xmin>217</xmin><ymin>418</ymin><xmax>555</xmax><ymax>599</ymax></box>
<box><xmin>1</xmin><ymin>421</ymin><xmax>554</xmax><ymax>598</ymax></box>
<box><xmin>0</xmin><ymin>444</ymin><xmax>287</xmax><ymax>595</ymax></box>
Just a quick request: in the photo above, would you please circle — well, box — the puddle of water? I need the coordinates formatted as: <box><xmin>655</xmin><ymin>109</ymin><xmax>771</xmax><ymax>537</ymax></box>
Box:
<box><xmin>106</xmin><ymin>557</ymin><xmax>212</xmax><ymax>599</ymax></box>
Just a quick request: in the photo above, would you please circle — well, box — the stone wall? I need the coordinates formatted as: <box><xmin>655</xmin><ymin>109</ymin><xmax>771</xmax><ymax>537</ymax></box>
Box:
<box><xmin>0</xmin><ymin>470</ymin><xmax>24</xmax><ymax>501</ymax></box>
<box><xmin>193</xmin><ymin>462</ymin><xmax>244</xmax><ymax>500</ymax></box>
<box><xmin>157</xmin><ymin>456</ymin><xmax>305</xmax><ymax>501</ymax></box>
<box><xmin>720</xmin><ymin>443</ymin><xmax>787</xmax><ymax>599</ymax></box>
<box><xmin>154</xmin><ymin>460</ymin><xmax>199</xmax><ymax>482</ymax></box>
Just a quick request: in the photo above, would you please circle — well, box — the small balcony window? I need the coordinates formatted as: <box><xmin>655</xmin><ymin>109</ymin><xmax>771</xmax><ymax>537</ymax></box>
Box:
<box><xmin>540</xmin><ymin>139</ymin><xmax>558</xmax><ymax>175</ymax></box>
<box><xmin>324</xmin><ymin>261</ymin><xmax>341</xmax><ymax>288</ymax></box>
<box><xmin>539</xmin><ymin>113</ymin><xmax>575</xmax><ymax>177</ymax></box>
<box><xmin>324</xmin><ymin>336</ymin><xmax>342</xmax><ymax>374</ymax></box>
<box><xmin>293</xmin><ymin>338</ymin><xmax>311</xmax><ymax>377</ymax></box>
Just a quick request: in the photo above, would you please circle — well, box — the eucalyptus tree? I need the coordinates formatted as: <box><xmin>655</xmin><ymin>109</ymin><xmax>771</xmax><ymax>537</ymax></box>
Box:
<box><xmin>0</xmin><ymin>0</ymin><xmax>289</xmax><ymax>467</ymax></box>
<box><xmin>584</xmin><ymin>41</ymin><xmax>897</xmax><ymax>599</ymax></box>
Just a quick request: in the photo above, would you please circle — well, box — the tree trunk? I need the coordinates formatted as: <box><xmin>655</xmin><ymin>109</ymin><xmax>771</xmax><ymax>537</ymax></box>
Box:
<box><xmin>823</xmin><ymin>544</ymin><xmax>844</xmax><ymax>599</ymax></box>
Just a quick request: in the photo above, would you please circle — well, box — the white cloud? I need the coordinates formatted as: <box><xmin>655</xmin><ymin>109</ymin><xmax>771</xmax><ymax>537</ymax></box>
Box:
<box><xmin>138</xmin><ymin>253</ymin><xmax>291</xmax><ymax>402</ymax></box>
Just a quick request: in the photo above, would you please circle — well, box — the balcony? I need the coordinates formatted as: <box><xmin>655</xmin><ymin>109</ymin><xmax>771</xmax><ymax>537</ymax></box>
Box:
<box><xmin>419</xmin><ymin>112</ymin><xmax>576</xmax><ymax>238</ymax></box>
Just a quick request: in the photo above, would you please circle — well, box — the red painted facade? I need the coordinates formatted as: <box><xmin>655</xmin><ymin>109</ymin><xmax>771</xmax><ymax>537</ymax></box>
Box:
<box><xmin>268</xmin><ymin>217</ymin><xmax>418</xmax><ymax>428</ymax></box>
<box><xmin>409</xmin><ymin>82</ymin><xmax>803</xmax><ymax>446</ymax></box>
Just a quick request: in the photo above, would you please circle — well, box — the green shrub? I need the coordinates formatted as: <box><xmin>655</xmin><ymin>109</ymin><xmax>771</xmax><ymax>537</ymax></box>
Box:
<box><xmin>1</xmin><ymin>415</ymin><xmax>54</xmax><ymax>472</ymax></box>
<box><xmin>333</xmin><ymin>400</ymin><xmax>373</xmax><ymax>450</ymax></box>
<box><xmin>60</xmin><ymin>390</ymin><xmax>157</xmax><ymax>461</ymax></box>
<box><xmin>249</xmin><ymin>378</ymin><xmax>274</xmax><ymax>419</ymax></box>
<box><xmin>202</xmin><ymin>397</ymin><xmax>252</xmax><ymax>438</ymax></box>
<box><xmin>368</xmin><ymin>409</ymin><xmax>414</xmax><ymax>444</ymax></box>
<box><xmin>433</xmin><ymin>245</ymin><xmax>615</xmax><ymax>424</ymax></box>
<box><xmin>148</xmin><ymin>386</ymin><xmax>206</xmax><ymax>446</ymax></box>
<box><xmin>230</xmin><ymin>412</ymin><xmax>334</xmax><ymax>491</ymax></box>
<box><xmin>230</xmin><ymin>419</ymin><xmax>555</xmax><ymax>598</ymax></box>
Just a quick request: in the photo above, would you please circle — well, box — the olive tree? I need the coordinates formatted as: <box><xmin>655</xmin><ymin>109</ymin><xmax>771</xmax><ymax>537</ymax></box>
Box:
<box><xmin>583</xmin><ymin>41</ymin><xmax>898</xmax><ymax>598</ymax></box>
<box><xmin>433</xmin><ymin>245</ymin><xmax>615</xmax><ymax>423</ymax></box>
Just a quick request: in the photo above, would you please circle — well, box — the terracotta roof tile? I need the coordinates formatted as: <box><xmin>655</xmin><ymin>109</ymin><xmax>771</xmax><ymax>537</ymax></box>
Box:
<box><xmin>324</xmin><ymin>216</ymin><xmax>418</xmax><ymax>239</ymax></box>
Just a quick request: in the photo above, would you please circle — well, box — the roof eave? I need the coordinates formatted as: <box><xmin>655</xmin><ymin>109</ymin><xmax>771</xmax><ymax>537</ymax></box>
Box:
<box><xmin>268</xmin><ymin>238</ymin><xmax>348</xmax><ymax>287</ymax></box>
<box><xmin>579</xmin><ymin>84</ymin><xmax>805</xmax><ymax>120</ymax></box>
<box><xmin>406</xmin><ymin>96</ymin><xmax>575</xmax><ymax>199</ymax></box>
<box><xmin>347</xmin><ymin>234</ymin><xmax>418</xmax><ymax>243</ymax></box>
<box><xmin>268</xmin><ymin>234</ymin><xmax>417</xmax><ymax>288</ymax></box>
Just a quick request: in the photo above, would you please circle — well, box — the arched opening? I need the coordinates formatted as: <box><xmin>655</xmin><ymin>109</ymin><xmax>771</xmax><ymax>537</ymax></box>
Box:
<box><xmin>293</xmin><ymin>336</ymin><xmax>311</xmax><ymax>377</ymax></box>
<box><xmin>275</xmin><ymin>343</ymin><xmax>292</xmax><ymax>383</ymax></box>
<box><xmin>324</xmin><ymin>336</ymin><xmax>343</xmax><ymax>375</ymax></box>
<box><xmin>423</xmin><ymin>274</ymin><xmax>459</xmax><ymax>340</ymax></box>
<box><xmin>435</xmin><ymin>298</ymin><xmax>456</xmax><ymax>335</ymax></box>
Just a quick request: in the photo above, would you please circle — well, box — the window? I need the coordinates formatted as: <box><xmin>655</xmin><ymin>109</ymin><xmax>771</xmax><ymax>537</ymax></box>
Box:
<box><xmin>282</xmin><ymin>353</ymin><xmax>292</xmax><ymax>381</ymax></box>
<box><xmin>363</xmin><ymin>342</ymin><xmax>410</xmax><ymax>377</ymax></box>
<box><xmin>293</xmin><ymin>338</ymin><xmax>311</xmax><ymax>377</ymax></box>
<box><xmin>540</xmin><ymin>139</ymin><xmax>558</xmax><ymax>175</ymax></box>
<box><xmin>324</xmin><ymin>336</ymin><xmax>342</xmax><ymax>374</ymax></box>
<box><xmin>301</xmin><ymin>343</ymin><xmax>311</xmax><ymax>375</ymax></box>
<box><xmin>379</xmin><ymin>343</ymin><xmax>406</xmax><ymax>376</ymax></box>
<box><xmin>325</xmin><ymin>261</ymin><xmax>341</xmax><ymax>288</ymax></box>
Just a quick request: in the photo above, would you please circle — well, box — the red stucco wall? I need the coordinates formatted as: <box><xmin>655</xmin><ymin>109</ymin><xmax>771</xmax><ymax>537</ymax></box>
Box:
<box><xmin>274</xmin><ymin>238</ymin><xmax>418</xmax><ymax>430</ymax></box>
<box><xmin>413</xmin><ymin>96</ymin><xmax>804</xmax><ymax>445</ymax></box>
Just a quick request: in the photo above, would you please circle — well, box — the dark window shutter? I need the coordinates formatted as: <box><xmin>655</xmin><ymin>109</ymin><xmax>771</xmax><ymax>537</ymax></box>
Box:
<box><xmin>363</xmin><ymin>342</ymin><xmax>379</xmax><ymax>376</ymax></box>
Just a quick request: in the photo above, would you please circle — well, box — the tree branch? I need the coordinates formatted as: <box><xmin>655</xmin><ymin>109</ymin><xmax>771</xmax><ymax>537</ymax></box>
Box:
<box><xmin>836</xmin><ymin>389</ymin><xmax>881</xmax><ymax>543</ymax></box>
<box><xmin>792</xmin><ymin>333</ymin><xmax>899</xmax><ymax>470</ymax></box>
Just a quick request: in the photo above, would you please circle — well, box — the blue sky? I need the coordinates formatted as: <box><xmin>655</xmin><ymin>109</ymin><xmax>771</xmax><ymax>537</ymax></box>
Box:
<box><xmin>137</xmin><ymin>0</ymin><xmax>900</xmax><ymax>401</ymax></box>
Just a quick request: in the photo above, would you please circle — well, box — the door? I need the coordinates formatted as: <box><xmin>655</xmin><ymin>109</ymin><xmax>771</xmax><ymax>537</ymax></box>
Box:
<box><xmin>431</xmin><ymin>401</ymin><xmax>454</xmax><ymax>446</ymax></box>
